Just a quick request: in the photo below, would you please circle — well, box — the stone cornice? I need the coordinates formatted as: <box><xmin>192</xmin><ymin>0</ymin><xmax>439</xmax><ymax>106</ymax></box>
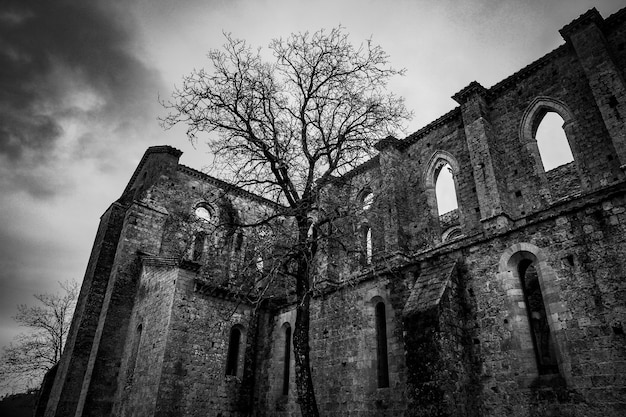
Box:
<box><xmin>452</xmin><ymin>81</ymin><xmax>488</xmax><ymax>104</ymax></box>
<box><xmin>604</xmin><ymin>6</ymin><xmax>626</xmax><ymax>29</ymax></box>
<box><xmin>335</xmin><ymin>155</ymin><xmax>381</xmax><ymax>182</ymax></box>
<box><xmin>177</xmin><ymin>164</ymin><xmax>287</xmax><ymax>210</ymax></box>
<box><xmin>193</xmin><ymin>278</ymin><xmax>253</xmax><ymax>304</ymax></box>
<box><xmin>397</xmin><ymin>107</ymin><xmax>461</xmax><ymax>150</ymax></box>
<box><xmin>487</xmin><ymin>45</ymin><xmax>569</xmax><ymax>97</ymax></box>
<box><xmin>559</xmin><ymin>8</ymin><xmax>603</xmax><ymax>40</ymax></box>
<box><xmin>374</xmin><ymin>135</ymin><xmax>401</xmax><ymax>151</ymax></box>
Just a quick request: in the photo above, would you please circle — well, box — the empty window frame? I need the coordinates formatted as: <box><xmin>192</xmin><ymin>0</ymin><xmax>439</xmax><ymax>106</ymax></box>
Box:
<box><xmin>518</xmin><ymin>260</ymin><xmax>558</xmax><ymax>374</ymax></box>
<box><xmin>375</xmin><ymin>302</ymin><xmax>390</xmax><ymax>388</ymax></box>
<box><xmin>535</xmin><ymin>112</ymin><xmax>574</xmax><ymax>171</ymax></box>
<box><xmin>360</xmin><ymin>224</ymin><xmax>373</xmax><ymax>265</ymax></box>
<box><xmin>435</xmin><ymin>163</ymin><xmax>459</xmax><ymax>215</ymax></box>
<box><xmin>362</xmin><ymin>190</ymin><xmax>374</xmax><ymax>211</ymax></box>
<box><xmin>225</xmin><ymin>326</ymin><xmax>242</xmax><ymax>376</ymax></box>
<box><xmin>194</xmin><ymin>203</ymin><xmax>213</xmax><ymax>222</ymax></box>
<box><xmin>192</xmin><ymin>231</ymin><xmax>206</xmax><ymax>261</ymax></box>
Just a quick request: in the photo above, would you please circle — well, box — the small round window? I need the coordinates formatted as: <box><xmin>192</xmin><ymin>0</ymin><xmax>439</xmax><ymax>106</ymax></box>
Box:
<box><xmin>194</xmin><ymin>204</ymin><xmax>212</xmax><ymax>221</ymax></box>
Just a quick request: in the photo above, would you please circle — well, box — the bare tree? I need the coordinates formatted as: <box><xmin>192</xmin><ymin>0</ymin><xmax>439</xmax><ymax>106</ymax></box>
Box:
<box><xmin>162</xmin><ymin>27</ymin><xmax>410</xmax><ymax>416</ymax></box>
<box><xmin>0</xmin><ymin>281</ymin><xmax>78</xmax><ymax>392</ymax></box>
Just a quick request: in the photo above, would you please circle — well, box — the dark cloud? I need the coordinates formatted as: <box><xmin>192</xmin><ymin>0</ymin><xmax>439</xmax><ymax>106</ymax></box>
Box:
<box><xmin>0</xmin><ymin>0</ymin><xmax>164</xmax><ymax>196</ymax></box>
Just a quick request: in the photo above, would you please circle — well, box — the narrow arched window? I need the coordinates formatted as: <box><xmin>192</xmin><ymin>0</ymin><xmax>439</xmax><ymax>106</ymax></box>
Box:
<box><xmin>282</xmin><ymin>325</ymin><xmax>291</xmax><ymax>395</ymax></box>
<box><xmin>360</xmin><ymin>225</ymin><xmax>372</xmax><ymax>265</ymax></box>
<box><xmin>375</xmin><ymin>302</ymin><xmax>389</xmax><ymax>388</ymax></box>
<box><xmin>518</xmin><ymin>260</ymin><xmax>558</xmax><ymax>374</ymax></box>
<box><xmin>234</xmin><ymin>231</ymin><xmax>244</xmax><ymax>252</ymax></box>
<box><xmin>192</xmin><ymin>231</ymin><xmax>206</xmax><ymax>262</ymax></box>
<box><xmin>126</xmin><ymin>324</ymin><xmax>142</xmax><ymax>385</ymax></box>
<box><xmin>225</xmin><ymin>326</ymin><xmax>241</xmax><ymax>376</ymax></box>
<box><xmin>435</xmin><ymin>163</ymin><xmax>458</xmax><ymax>215</ymax></box>
<box><xmin>366</xmin><ymin>228</ymin><xmax>372</xmax><ymax>264</ymax></box>
<box><xmin>362</xmin><ymin>191</ymin><xmax>374</xmax><ymax>211</ymax></box>
<box><xmin>535</xmin><ymin>112</ymin><xmax>574</xmax><ymax>171</ymax></box>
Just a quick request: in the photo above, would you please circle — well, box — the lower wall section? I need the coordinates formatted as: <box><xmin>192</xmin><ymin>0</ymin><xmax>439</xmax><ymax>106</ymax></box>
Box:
<box><xmin>256</xmin><ymin>278</ymin><xmax>409</xmax><ymax>417</ymax></box>
<box><xmin>153</xmin><ymin>269</ymin><xmax>257</xmax><ymax>417</ymax></box>
<box><xmin>82</xmin><ymin>192</ymin><xmax>626</xmax><ymax>417</ymax></box>
<box><xmin>253</xmin><ymin>191</ymin><xmax>626</xmax><ymax>417</ymax></box>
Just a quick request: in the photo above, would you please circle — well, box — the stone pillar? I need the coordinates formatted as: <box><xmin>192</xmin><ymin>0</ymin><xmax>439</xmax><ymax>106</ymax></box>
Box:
<box><xmin>560</xmin><ymin>8</ymin><xmax>626</xmax><ymax>171</ymax></box>
<box><xmin>374</xmin><ymin>136</ymin><xmax>405</xmax><ymax>254</ymax></box>
<box><xmin>453</xmin><ymin>82</ymin><xmax>511</xmax><ymax>231</ymax></box>
<box><xmin>44</xmin><ymin>203</ymin><xmax>127</xmax><ymax>417</ymax></box>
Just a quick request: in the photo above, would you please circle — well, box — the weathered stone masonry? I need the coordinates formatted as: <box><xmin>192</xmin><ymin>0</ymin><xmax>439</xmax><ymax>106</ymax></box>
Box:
<box><xmin>42</xmin><ymin>7</ymin><xmax>626</xmax><ymax>417</ymax></box>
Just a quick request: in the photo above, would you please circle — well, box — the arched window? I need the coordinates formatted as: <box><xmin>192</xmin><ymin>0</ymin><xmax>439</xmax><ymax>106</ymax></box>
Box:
<box><xmin>360</xmin><ymin>225</ymin><xmax>372</xmax><ymax>265</ymax></box>
<box><xmin>192</xmin><ymin>231</ymin><xmax>206</xmax><ymax>262</ymax></box>
<box><xmin>535</xmin><ymin>112</ymin><xmax>574</xmax><ymax>171</ymax></box>
<box><xmin>375</xmin><ymin>302</ymin><xmax>390</xmax><ymax>388</ymax></box>
<box><xmin>194</xmin><ymin>203</ymin><xmax>213</xmax><ymax>222</ymax></box>
<box><xmin>126</xmin><ymin>323</ymin><xmax>142</xmax><ymax>385</ymax></box>
<box><xmin>435</xmin><ymin>163</ymin><xmax>458</xmax><ymax>215</ymax></box>
<box><xmin>362</xmin><ymin>190</ymin><xmax>374</xmax><ymax>211</ymax></box>
<box><xmin>499</xmin><ymin>243</ymin><xmax>563</xmax><ymax>377</ymax></box>
<box><xmin>518</xmin><ymin>260</ymin><xmax>558</xmax><ymax>374</ymax></box>
<box><xmin>225</xmin><ymin>326</ymin><xmax>242</xmax><ymax>376</ymax></box>
<box><xmin>424</xmin><ymin>151</ymin><xmax>463</xmax><ymax>241</ymax></box>
<box><xmin>441</xmin><ymin>226</ymin><xmax>462</xmax><ymax>243</ymax></box>
<box><xmin>255</xmin><ymin>255</ymin><xmax>264</xmax><ymax>272</ymax></box>
<box><xmin>282</xmin><ymin>325</ymin><xmax>291</xmax><ymax>395</ymax></box>
<box><xmin>520</xmin><ymin>97</ymin><xmax>582</xmax><ymax>203</ymax></box>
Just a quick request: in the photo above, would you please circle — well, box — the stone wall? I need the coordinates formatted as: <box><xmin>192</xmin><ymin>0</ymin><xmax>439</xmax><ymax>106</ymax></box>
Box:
<box><xmin>43</xmin><ymin>6</ymin><xmax>626</xmax><ymax>417</ymax></box>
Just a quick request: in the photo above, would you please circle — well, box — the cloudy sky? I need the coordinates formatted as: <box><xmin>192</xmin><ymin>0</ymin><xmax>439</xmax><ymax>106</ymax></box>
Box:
<box><xmin>0</xmin><ymin>0</ymin><xmax>623</xmax><ymax>368</ymax></box>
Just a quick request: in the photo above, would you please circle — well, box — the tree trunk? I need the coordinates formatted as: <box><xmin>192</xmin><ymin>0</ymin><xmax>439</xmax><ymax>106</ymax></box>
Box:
<box><xmin>293</xmin><ymin>251</ymin><xmax>320</xmax><ymax>417</ymax></box>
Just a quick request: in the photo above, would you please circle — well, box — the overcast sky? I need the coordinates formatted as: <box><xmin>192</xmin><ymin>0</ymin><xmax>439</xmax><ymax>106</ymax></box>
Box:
<box><xmin>1</xmin><ymin>0</ymin><xmax>624</xmax><ymax>376</ymax></box>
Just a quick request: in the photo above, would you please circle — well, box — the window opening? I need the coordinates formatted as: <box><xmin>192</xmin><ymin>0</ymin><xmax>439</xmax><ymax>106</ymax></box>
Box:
<box><xmin>518</xmin><ymin>260</ymin><xmax>558</xmax><ymax>374</ymax></box>
<box><xmin>225</xmin><ymin>327</ymin><xmax>241</xmax><ymax>376</ymax></box>
<box><xmin>535</xmin><ymin>112</ymin><xmax>574</xmax><ymax>171</ymax></box>
<box><xmin>282</xmin><ymin>326</ymin><xmax>291</xmax><ymax>395</ymax></box>
<box><xmin>234</xmin><ymin>231</ymin><xmax>244</xmax><ymax>252</ymax></box>
<box><xmin>195</xmin><ymin>204</ymin><xmax>212</xmax><ymax>222</ymax></box>
<box><xmin>360</xmin><ymin>225</ymin><xmax>372</xmax><ymax>265</ymax></box>
<box><xmin>375</xmin><ymin>302</ymin><xmax>389</xmax><ymax>388</ymax></box>
<box><xmin>192</xmin><ymin>231</ymin><xmax>206</xmax><ymax>262</ymax></box>
<box><xmin>362</xmin><ymin>191</ymin><xmax>374</xmax><ymax>211</ymax></box>
<box><xmin>435</xmin><ymin>163</ymin><xmax>458</xmax><ymax>215</ymax></box>
<box><xmin>256</xmin><ymin>255</ymin><xmax>264</xmax><ymax>272</ymax></box>
<box><xmin>126</xmin><ymin>324</ymin><xmax>142</xmax><ymax>385</ymax></box>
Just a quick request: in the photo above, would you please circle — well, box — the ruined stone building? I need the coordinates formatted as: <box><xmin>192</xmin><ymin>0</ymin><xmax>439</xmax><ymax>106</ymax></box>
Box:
<box><xmin>41</xmin><ymin>8</ymin><xmax>626</xmax><ymax>417</ymax></box>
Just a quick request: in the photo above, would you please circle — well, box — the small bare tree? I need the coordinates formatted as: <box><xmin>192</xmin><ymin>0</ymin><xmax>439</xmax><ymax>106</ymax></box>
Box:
<box><xmin>162</xmin><ymin>27</ymin><xmax>410</xmax><ymax>416</ymax></box>
<box><xmin>0</xmin><ymin>281</ymin><xmax>78</xmax><ymax>392</ymax></box>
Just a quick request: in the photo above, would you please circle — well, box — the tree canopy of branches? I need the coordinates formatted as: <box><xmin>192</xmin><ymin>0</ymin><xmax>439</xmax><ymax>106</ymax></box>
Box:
<box><xmin>0</xmin><ymin>281</ymin><xmax>78</xmax><ymax>393</ymax></box>
<box><xmin>162</xmin><ymin>27</ymin><xmax>410</xmax><ymax>416</ymax></box>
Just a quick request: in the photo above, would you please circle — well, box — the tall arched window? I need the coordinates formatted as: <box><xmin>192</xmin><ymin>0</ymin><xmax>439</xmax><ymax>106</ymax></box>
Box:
<box><xmin>225</xmin><ymin>326</ymin><xmax>242</xmax><ymax>376</ymax></box>
<box><xmin>518</xmin><ymin>260</ymin><xmax>558</xmax><ymax>374</ymax></box>
<box><xmin>375</xmin><ymin>302</ymin><xmax>389</xmax><ymax>388</ymax></box>
<box><xmin>435</xmin><ymin>163</ymin><xmax>458</xmax><ymax>215</ymax></box>
<box><xmin>520</xmin><ymin>97</ymin><xmax>582</xmax><ymax>203</ymax></box>
<box><xmin>535</xmin><ymin>112</ymin><xmax>574</xmax><ymax>171</ymax></box>
<box><xmin>424</xmin><ymin>151</ymin><xmax>463</xmax><ymax>242</ymax></box>
<box><xmin>282</xmin><ymin>325</ymin><xmax>291</xmax><ymax>395</ymax></box>
<box><xmin>360</xmin><ymin>225</ymin><xmax>372</xmax><ymax>265</ymax></box>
